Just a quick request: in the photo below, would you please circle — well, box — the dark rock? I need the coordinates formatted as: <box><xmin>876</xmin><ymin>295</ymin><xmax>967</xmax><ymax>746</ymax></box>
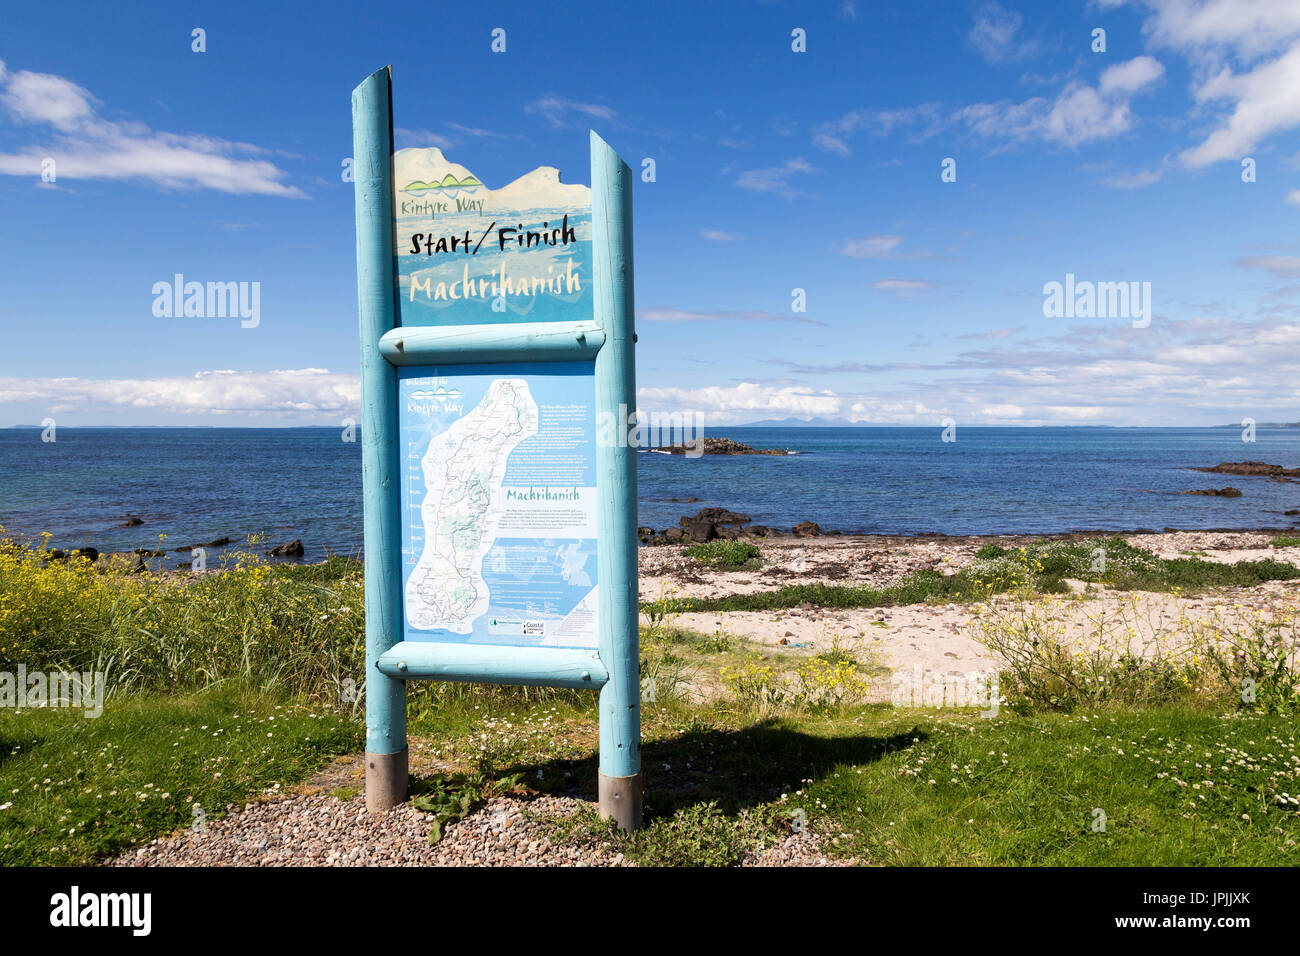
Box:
<box><xmin>266</xmin><ymin>539</ymin><xmax>305</xmax><ymax>558</ymax></box>
<box><xmin>679</xmin><ymin>507</ymin><xmax>752</xmax><ymax>542</ymax></box>
<box><xmin>94</xmin><ymin>552</ymin><xmax>147</xmax><ymax>573</ymax></box>
<box><xmin>1286</xmin><ymin>509</ymin><xmax>1300</xmax><ymax>516</ymax></box>
<box><xmin>1183</xmin><ymin>487</ymin><xmax>1243</xmax><ymax>497</ymax></box>
<box><xmin>666</xmin><ymin>497</ymin><xmax>702</xmax><ymax>503</ymax></box>
<box><xmin>120</xmin><ymin>516</ymin><xmax>144</xmax><ymax>527</ymax></box>
<box><xmin>174</xmin><ymin>537</ymin><xmax>233</xmax><ymax>552</ymax></box>
<box><xmin>792</xmin><ymin>520</ymin><xmax>823</xmax><ymax>537</ymax></box>
<box><xmin>132</xmin><ymin>548</ymin><xmax>167</xmax><ymax>557</ymax></box>
<box><xmin>48</xmin><ymin>547</ymin><xmax>99</xmax><ymax>564</ymax></box>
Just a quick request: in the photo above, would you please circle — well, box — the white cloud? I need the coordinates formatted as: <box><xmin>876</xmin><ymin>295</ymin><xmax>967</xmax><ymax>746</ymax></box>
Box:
<box><xmin>735</xmin><ymin>157</ymin><xmax>813</xmax><ymax>198</ymax></box>
<box><xmin>1180</xmin><ymin>43</ymin><xmax>1300</xmax><ymax>166</ymax></box>
<box><xmin>980</xmin><ymin>404</ymin><xmax>1025</xmax><ymax>418</ymax></box>
<box><xmin>1113</xmin><ymin>0</ymin><xmax>1300</xmax><ymax>61</ymax></box>
<box><xmin>750</xmin><ymin>312</ymin><xmax>1300</xmax><ymax>425</ymax></box>
<box><xmin>0</xmin><ymin>63</ymin><xmax>305</xmax><ymax>196</ymax></box>
<box><xmin>637</xmin><ymin>382</ymin><xmax>842</xmax><ymax>423</ymax></box>
<box><xmin>1105</xmin><ymin>167</ymin><xmax>1165</xmax><ymax>188</ymax></box>
<box><xmin>395</xmin><ymin>127</ymin><xmax>455</xmax><ymax>150</ymax></box>
<box><xmin>872</xmin><ymin>278</ymin><xmax>934</xmax><ymax>296</ymax></box>
<box><xmin>841</xmin><ymin>234</ymin><xmax>904</xmax><ymax>258</ymax></box>
<box><xmin>968</xmin><ymin>3</ymin><xmax>1039</xmax><ymax>64</ymax></box>
<box><xmin>1105</xmin><ymin>1</ymin><xmax>1300</xmax><ymax>166</ymax></box>
<box><xmin>526</xmin><ymin>95</ymin><xmax>616</xmax><ymax>128</ymax></box>
<box><xmin>700</xmin><ymin>229</ymin><xmax>739</xmax><ymax>241</ymax></box>
<box><xmin>813</xmin><ymin>133</ymin><xmax>850</xmax><ymax>155</ymax></box>
<box><xmin>1237</xmin><ymin>254</ymin><xmax>1300</xmax><ymax>277</ymax></box>
<box><xmin>957</xmin><ymin>56</ymin><xmax>1165</xmax><ymax>147</ymax></box>
<box><xmin>1</xmin><ymin>68</ymin><xmax>96</xmax><ymax>127</ymax></box>
<box><xmin>1099</xmin><ymin>56</ymin><xmax>1166</xmax><ymax>95</ymax></box>
<box><xmin>0</xmin><ymin>369</ymin><xmax>358</xmax><ymax>416</ymax></box>
<box><xmin>638</xmin><ymin>307</ymin><xmax>825</xmax><ymax>326</ymax></box>
<box><xmin>823</xmin><ymin>58</ymin><xmax>1164</xmax><ymax>154</ymax></box>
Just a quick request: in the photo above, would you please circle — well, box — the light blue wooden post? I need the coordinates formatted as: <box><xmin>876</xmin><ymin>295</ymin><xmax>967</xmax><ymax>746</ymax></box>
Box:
<box><xmin>352</xmin><ymin>67</ymin><xmax>408</xmax><ymax>812</ymax></box>
<box><xmin>591</xmin><ymin>131</ymin><xmax>642</xmax><ymax>830</ymax></box>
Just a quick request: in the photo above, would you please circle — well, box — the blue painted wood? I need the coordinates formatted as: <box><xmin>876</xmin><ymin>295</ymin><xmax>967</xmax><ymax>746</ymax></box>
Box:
<box><xmin>376</xmin><ymin>642</ymin><xmax>608</xmax><ymax>689</ymax></box>
<box><xmin>590</xmin><ymin>131</ymin><xmax>640</xmax><ymax>782</ymax></box>
<box><xmin>351</xmin><ymin>67</ymin><xmax>406</xmax><ymax>758</ymax></box>
<box><xmin>378</xmin><ymin>320</ymin><xmax>605</xmax><ymax>367</ymax></box>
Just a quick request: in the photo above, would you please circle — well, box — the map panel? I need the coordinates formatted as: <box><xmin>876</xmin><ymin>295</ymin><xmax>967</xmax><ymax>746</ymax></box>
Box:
<box><xmin>398</xmin><ymin>361</ymin><xmax>598</xmax><ymax>649</ymax></box>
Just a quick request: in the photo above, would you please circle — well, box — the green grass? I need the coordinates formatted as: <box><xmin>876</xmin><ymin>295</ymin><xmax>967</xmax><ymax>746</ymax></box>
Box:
<box><xmin>0</xmin><ymin>686</ymin><xmax>360</xmax><ymax>865</ymax></box>
<box><xmin>529</xmin><ymin>703</ymin><xmax>1300</xmax><ymax>866</ymax></box>
<box><xmin>1271</xmin><ymin>535</ymin><xmax>1300</xmax><ymax>548</ymax></box>
<box><xmin>794</xmin><ymin>707</ymin><xmax>1300</xmax><ymax>865</ymax></box>
<box><xmin>652</xmin><ymin>538</ymin><xmax>1300</xmax><ymax>613</ymax></box>
<box><xmin>683</xmin><ymin>539</ymin><xmax>762</xmax><ymax>570</ymax></box>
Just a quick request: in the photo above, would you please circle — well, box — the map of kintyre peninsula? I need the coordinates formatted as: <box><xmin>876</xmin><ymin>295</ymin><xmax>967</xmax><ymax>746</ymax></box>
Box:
<box><xmin>405</xmin><ymin>379</ymin><xmax>539</xmax><ymax>631</ymax></box>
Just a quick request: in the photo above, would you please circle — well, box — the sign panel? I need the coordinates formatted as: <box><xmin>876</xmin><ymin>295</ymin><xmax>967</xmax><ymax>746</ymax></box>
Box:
<box><xmin>393</xmin><ymin>147</ymin><xmax>594</xmax><ymax>326</ymax></box>
<box><xmin>393</xmin><ymin>148</ymin><xmax>598</xmax><ymax>649</ymax></box>
<box><xmin>398</xmin><ymin>361</ymin><xmax>598</xmax><ymax>648</ymax></box>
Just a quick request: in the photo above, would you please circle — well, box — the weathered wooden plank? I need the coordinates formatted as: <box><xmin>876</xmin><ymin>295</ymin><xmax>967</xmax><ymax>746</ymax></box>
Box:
<box><xmin>377</xmin><ymin>320</ymin><xmax>605</xmax><ymax>367</ymax></box>
<box><xmin>376</xmin><ymin>641</ymin><xmax>608</xmax><ymax>689</ymax></box>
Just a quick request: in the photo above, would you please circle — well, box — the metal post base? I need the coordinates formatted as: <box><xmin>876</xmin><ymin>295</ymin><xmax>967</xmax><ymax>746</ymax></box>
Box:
<box><xmin>365</xmin><ymin>748</ymin><xmax>408</xmax><ymax>813</ymax></box>
<box><xmin>598</xmin><ymin>771</ymin><xmax>643</xmax><ymax>831</ymax></box>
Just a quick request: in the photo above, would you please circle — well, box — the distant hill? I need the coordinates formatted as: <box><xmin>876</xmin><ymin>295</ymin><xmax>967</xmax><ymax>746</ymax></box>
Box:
<box><xmin>1215</xmin><ymin>422</ymin><xmax>1300</xmax><ymax>428</ymax></box>
<box><xmin>732</xmin><ymin>417</ymin><xmax>863</xmax><ymax>427</ymax></box>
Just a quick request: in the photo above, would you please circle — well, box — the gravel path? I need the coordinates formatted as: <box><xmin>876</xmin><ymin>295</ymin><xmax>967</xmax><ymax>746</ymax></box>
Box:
<box><xmin>112</xmin><ymin>792</ymin><xmax>848</xmax><ymax>867</ymax></box>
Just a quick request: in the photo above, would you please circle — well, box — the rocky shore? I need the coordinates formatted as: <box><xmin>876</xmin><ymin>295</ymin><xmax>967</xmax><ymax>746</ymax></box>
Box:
<box><xmin>640</xmin><ymin>507</ymin><xmax>827</xmax><ymax>544</ymax></box>
<box><xmin>638</xmin><ymin>527</ymin><xmax>1300</xmax><ymax>705</ymax></box>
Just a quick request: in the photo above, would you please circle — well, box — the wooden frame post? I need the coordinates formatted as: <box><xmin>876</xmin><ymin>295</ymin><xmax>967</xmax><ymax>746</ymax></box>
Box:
<box><xmin>591</xmin><ymin>132</ymin><xmax>642</xmax><ymax>830</ymax></box>
<box><xmin>352</xmin><ymin>67</ymin><xmax>408</xmax><ymax>812</ymax></box>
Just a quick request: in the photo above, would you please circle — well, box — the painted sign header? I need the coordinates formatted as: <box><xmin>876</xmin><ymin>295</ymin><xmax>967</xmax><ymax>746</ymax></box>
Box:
<box><xmin>394</xmin><ymin>147</ymin><xmax>594</xmax><ymax>326</ymax></box>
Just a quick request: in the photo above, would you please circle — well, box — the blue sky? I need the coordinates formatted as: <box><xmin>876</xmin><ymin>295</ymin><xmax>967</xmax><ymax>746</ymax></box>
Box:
<box><xmin>1</xmin><ymin>0</ymin><xmax>1299</xmax><ymax>427</ymax></box>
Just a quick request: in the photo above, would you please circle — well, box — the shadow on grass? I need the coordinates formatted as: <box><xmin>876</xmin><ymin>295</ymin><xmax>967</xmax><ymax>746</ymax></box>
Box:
<box><xmin>499</xmin><ymin>719</ymin><xmax>927</xmax><ymax>822</ymax></box>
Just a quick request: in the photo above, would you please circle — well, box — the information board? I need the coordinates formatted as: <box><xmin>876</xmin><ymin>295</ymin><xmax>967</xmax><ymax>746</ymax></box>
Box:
<box><xmin>393</xmin><ymin>147</ymin><xmax>599</xmax><ymax>651</ymax></box>
<box><xmin>353</xmin><ymin>67</ymin><xmax>640</xmax><ymax>827</ymax></box>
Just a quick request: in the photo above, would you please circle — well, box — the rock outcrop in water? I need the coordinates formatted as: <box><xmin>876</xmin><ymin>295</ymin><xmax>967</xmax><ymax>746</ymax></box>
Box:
<box><xmin>1195</xmin><ymin>461</ymin><xmax>1300</xmax><ymax>482</ymax></box>
<box><xmin>1183</xmin><ymin>487</ymin><xmax>1243</xmax><ymax>497</ymax></box>
<box><xmin>654</xmin><ymin>437</ymin><xmax>793</xmax><ymax>456</ymax></box>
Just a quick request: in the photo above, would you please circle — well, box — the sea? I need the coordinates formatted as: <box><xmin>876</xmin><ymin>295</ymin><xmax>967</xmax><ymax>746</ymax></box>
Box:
<box><xmin>2</xmin><ymin>426</ymin><xmax>1299</xmax><ymax>564</ymax></box>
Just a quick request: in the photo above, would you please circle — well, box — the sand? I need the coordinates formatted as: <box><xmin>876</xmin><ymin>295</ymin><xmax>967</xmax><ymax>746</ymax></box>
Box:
<box><xmin>638</xmin><ymin>531</ymin><xmax>1300</xmax><ymax>703</ymax></box>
